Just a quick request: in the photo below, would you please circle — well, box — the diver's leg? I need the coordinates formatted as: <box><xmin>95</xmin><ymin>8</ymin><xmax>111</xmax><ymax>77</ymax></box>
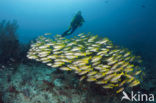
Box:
<box><xmin>70</xmin><ymin>27</ymin><xmax>76</xmax><ymax>34</ymax></box>
<box><xmin>62</xmin><ymin>27</ymin><xmax>71</xmax><ymax>37</ymax></box>
<box><xmin>62</xmin><ymin>31</ymin><xmax>68</xmax><ymax>37</ymax></box>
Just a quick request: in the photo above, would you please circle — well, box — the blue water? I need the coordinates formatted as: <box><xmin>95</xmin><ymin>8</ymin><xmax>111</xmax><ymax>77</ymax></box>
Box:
<box><xmin>1</xmin><ymin>0</ymin><xmax>156</xmax><ymax>68</ymax></box>
<box><xmin>0</xmin><ymin>0</ymin><xmax>155</xmax><ymax>43</ymax></box>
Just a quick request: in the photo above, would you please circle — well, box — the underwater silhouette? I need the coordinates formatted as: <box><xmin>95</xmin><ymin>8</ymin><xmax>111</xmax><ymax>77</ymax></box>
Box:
<box><xmin>62</xmin><ymin>11</ymin><xmax>85</xmax><ymax>37</ymax></box>
<box><xmin>0</xmin><ymin>20</ymin><xmax>31</xmax><ymax>67</ymax></box>
<box><xmin>141</xmin><ymin>5</ymin><xmax>146</xmax><ymax>8</ymax></box>
<box><xmin>0</xmin><ymin>20</ymin><xmax>19</xmax><ymax>64</ymax></box>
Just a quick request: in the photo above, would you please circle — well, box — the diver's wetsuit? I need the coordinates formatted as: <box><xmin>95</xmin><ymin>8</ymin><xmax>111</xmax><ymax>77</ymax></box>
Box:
<box><xmin>62</xmin><ymin>11</ymin><xmax>84</xmax><ymax>37</ymax></box>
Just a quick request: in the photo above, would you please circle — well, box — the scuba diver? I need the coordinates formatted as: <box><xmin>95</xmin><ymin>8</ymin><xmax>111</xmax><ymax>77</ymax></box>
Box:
<box><xmin>62</xmin><ymin>11</ymin><xmax>85</xmax><ymax>37</ymax></box>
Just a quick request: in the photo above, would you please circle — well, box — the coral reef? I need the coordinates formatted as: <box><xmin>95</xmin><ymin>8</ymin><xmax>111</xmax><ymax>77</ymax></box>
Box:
<box><xmin>0</xmin><ymin>63</ymin><xmax>134</xmax><ymax>103</ymax></box>
<box><xmin>0</xmin><ymin>20</ymin><xmax>19</xmax><ymax>63</ymax></box>
<box><xmin>27</xmin><ymin>33</ymin><xmax>144</xmax><ymax>93</ymax></box>
<box><xmin>0</xmin><ymin>20</ymin><xmax>31</xmax><ymax>68</ymax></box>
<box><xmin>0</xmin><ymin>64</ymin><xmax>89</xmax><ymax>103</ymax></box>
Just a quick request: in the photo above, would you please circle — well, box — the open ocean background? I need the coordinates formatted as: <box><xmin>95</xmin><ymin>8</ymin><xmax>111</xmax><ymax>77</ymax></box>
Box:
<box><xmin>1</xmin><ymin>0</ymin><xmax>156</xmax><ymax>74</ymax></box>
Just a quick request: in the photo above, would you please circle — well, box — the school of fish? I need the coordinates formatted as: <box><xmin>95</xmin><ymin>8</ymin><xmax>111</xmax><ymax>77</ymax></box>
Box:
<box><xmin>27</xmin><ymin>33</ymin><xmax>144</xmax><ymax>93</ymax></box>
